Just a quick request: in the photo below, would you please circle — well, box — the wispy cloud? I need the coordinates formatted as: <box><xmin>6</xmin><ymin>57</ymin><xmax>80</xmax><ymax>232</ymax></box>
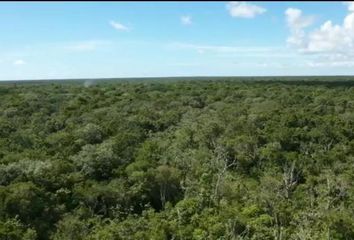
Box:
<box><xmin>13</xmin><ymin>59</ymin><xmax>26</xmax><ymax>65</ymax></box>
<box><xmin>64</xmin><ymin>40</ymin><xmax>110</xmax><ymax>52</ymax></box>
<box><xmin>307</xmin><ymin>60</ymin><xmax>354</xmax><ymax>68</ymax></box>
<box><xmin>166</xmin><ymin>42</ymin><xmax>300</xmax><ymax>59</ymax></box>
<box><xmin>109</xmin><ymin>21</ymin><xmax>130</xmax><ymax>31</ymax></box>
<box><xmin>181</xmin><ymin>16</ymin><xmax>192</xmax><ymax>25</ymax></box>
<box><xmin>227</xmin><ymin>2</ymin><xmax>266</xmax><ymax>18</ymax></box>
<box><xmin>169</xmin><ymin>43</ymin><xmax>284</xmax><ymax>53</ymax></box>
<box><xmin>305</xmin><ymin>52</ymin><xmax>354</xmax><ymax>68</ymax></box>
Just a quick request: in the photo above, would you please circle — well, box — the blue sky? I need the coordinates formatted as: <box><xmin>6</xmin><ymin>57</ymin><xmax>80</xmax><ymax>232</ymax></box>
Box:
<box><xmin>1</xmin><ymin>1</ymin><xmax>354</xmax><ymax>80</ymax></box>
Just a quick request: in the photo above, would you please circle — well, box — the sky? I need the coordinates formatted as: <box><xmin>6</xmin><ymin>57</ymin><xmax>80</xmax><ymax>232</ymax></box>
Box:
<box><xmin>1</xmin><ymin>1</ymin><xmax>354</xmax><ymax>80</ymax></box>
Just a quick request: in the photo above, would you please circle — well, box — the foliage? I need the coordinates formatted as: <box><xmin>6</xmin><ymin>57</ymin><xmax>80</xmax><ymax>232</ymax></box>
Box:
<box><xmin>0</xmin><ymin>78</ymin><xmax>354</xmax><ymax>239</ymax></box>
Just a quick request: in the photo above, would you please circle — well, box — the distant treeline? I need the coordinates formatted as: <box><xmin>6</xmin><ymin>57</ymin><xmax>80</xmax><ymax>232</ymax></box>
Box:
<box><xmin>2</xmin><ymin>75</ymin><xmax>354</xmax><ymax>86</ymax></box>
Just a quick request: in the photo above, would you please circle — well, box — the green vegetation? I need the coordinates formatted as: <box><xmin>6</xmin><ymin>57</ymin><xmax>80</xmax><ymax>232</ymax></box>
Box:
<box><xmin>1</xmin><ymin>77</ymin><xmax>354</xmax><ymax>239</ymax></box>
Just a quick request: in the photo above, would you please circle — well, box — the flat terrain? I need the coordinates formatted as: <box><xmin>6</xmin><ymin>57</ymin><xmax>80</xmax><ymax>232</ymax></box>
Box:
<box><xmin>1</xmin><ymin>77</ymin><xmax>354</xmax><ymax>239</ymax></box>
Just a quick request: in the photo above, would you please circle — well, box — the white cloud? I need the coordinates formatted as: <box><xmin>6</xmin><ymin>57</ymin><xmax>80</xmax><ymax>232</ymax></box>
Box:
<box><xmin>285</xmin><ymin>8</ymin><xmax>315</xmax><ymax>47</ymax></box>
<box><xmin>13</xmin><ymin>59</ymin><xmax>26</xmax><ymax>65</ymax></box>
<box><xmin>285</xmin><ymin>8</ymin><xmax>314</xmax><ymax>30</ymax></box>
<box><xmin>344</xmin><ymin>1</ymin><xmax>354</xmax><ymax>12</ymax></box>
<box><xmin>227</xmin><ymin>2</ymin><xmax>266</xmax><ymax>18</ymax></box>
<box><xmin>109</xmin><ymin>21</ymin><xmax>129</xmax><ymax>31</ymax></box>
<box><xmin>181</xmin><ymin>16</ymin><xmax>192</xmax><ymax>25</ymax></box>
<box><xmin>305</xmin><ymin>20</ymin><xmax>351</xmax><ymax>53</ymax></box>
<box><xmin>286</xmin><ymin>6</ymin><xmax>354</xmax><ymax>58</ymax></box>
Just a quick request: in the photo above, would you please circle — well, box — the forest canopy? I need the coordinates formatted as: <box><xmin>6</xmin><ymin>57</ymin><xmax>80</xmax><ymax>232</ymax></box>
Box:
<box><xmin>0</xmin><ymin>78</ymin><xmax>354</xmax><ymax>239</ymax></box>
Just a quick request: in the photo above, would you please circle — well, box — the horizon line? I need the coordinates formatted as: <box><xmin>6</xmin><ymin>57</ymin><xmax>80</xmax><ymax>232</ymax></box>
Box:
<box><xmin>2</xmin><ymin>74</ymin><xmax>354</xmax><ymax>82</ymax></box>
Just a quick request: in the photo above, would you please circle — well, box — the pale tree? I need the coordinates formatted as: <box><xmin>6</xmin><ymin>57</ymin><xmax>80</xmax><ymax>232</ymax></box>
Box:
<box><xmin>212</xmin><ymin>144</ymin><xmax>237</xmax><ymax>205</ymax></box>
